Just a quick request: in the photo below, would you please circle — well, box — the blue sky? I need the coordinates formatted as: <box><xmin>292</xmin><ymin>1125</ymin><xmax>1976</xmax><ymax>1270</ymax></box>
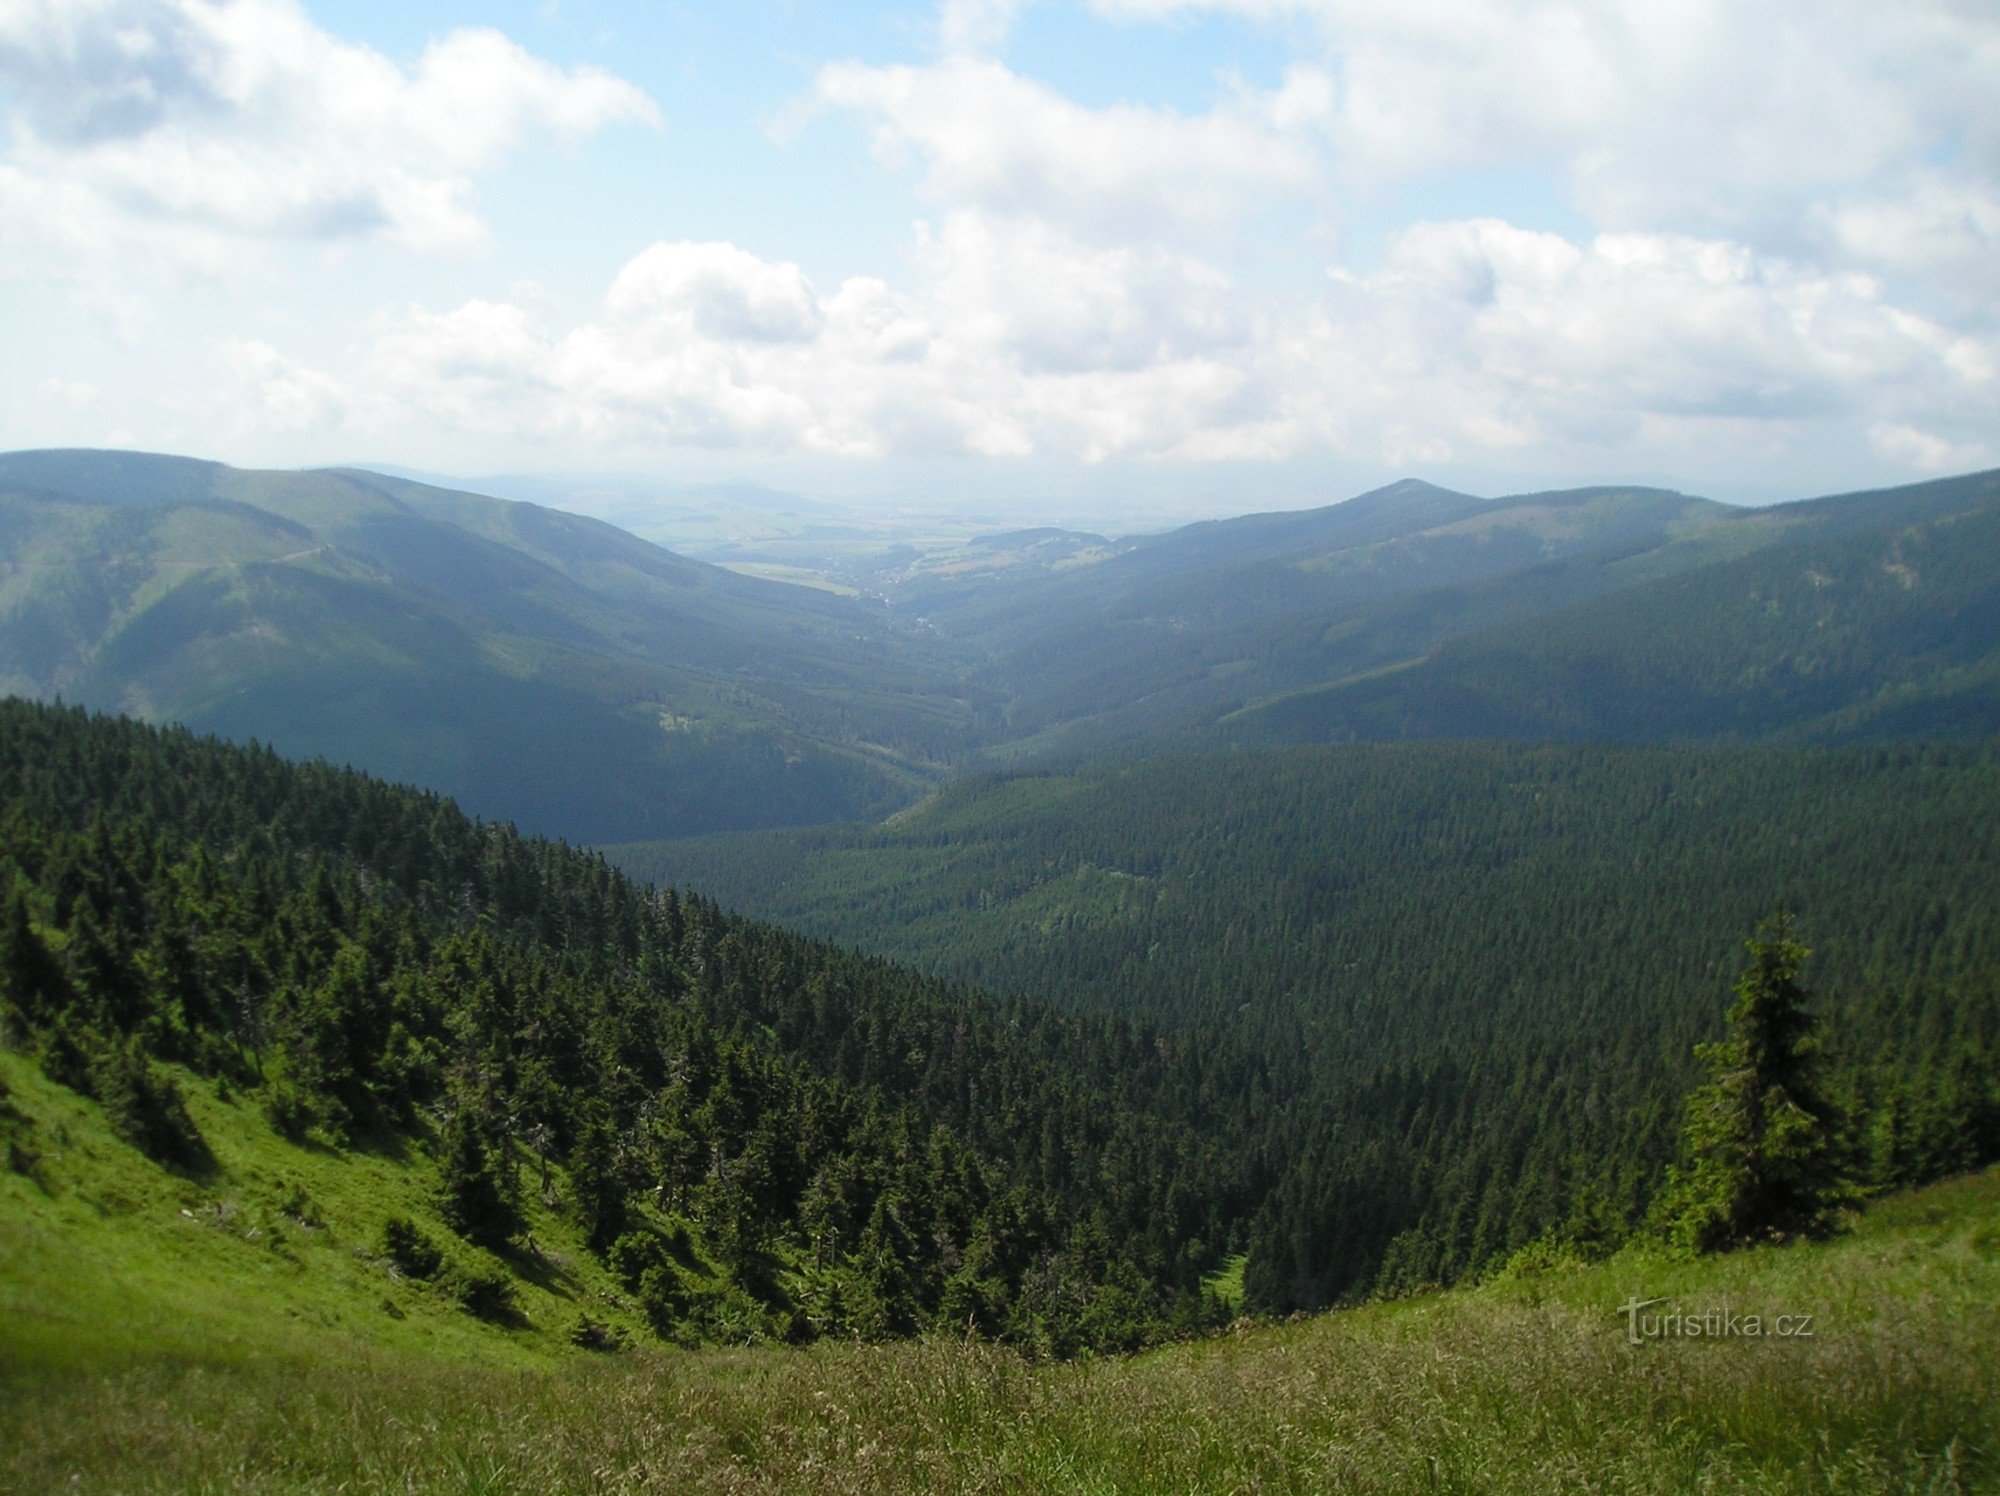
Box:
<box><xmin>2</xmin><ymin>0</ymin><xmax>1996</xmax><ymax>521</ymax></box>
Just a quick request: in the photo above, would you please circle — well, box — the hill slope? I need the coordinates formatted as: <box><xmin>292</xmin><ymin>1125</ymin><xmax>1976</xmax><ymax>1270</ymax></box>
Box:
<box><xmin>6</xmin><ymin>1146</ymin><xmax>1996</xmax><ymax>1491</ymax></box>
<box><xmin>910</xmin><ymin>479</ymin><xmax>1748</xmax><ymax>756</ymax></box>
<box><xmin>0</xmin><ymin>697</ymin><xmax>1285</xmax><ymax>1356</ymax></box>
<box><xmin>0</xmin><ymin>450</ymin><xmax>982</xmax><ymax>839</ymax></box>
<box><xmin>6</xmin><ymin>452</ymin><xmax>1997</xmax><ymax>828</ymax></box>
<box><xmin>848</xmin><ymin>467</ymin><xmax>1998</xmax><ymax>760</ymax></box>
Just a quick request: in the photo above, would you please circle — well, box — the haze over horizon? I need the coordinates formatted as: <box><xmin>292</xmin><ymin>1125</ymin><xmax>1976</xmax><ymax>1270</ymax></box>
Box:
<box><xmin>3</xmin><ymin>0</ymin><xmax>1995</xmax><ymax>522</ymax></box>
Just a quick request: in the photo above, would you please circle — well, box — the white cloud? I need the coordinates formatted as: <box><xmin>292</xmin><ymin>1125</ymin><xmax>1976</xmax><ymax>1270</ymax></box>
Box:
<box><xmin>215</xmin><ymin>336</ymin><xmax>351</xmax><ymax>432</ymax></box>
<box><xmin>1818</xmin><ymin>175</ymin><xmax>2000</xmax><ymax>308</ymax></box>
<box><xmin>912</xmin><ymin>211</ymin><xmax>1245</xmax><ymax>374</ymax></box>
<box><xmin>10</xmin><ymin>0</ymin><xmax>1993</xmax><ymax>492</ymax></box>
<box><xmin>1304</xmin><ymin>220</ymin><xmax>1996</xmax><ymax>460</ymax></box>
<box><xmin>1868</xmin><ymin>421</ymin><xmax>1992</xmax><ymax>476</ymax></box>
<box><xmin>811</xmin><ymin>55</ymin><xmax>1332</xmax><ymax>240</ymax></box>
<box><xmin>41</xmin><ymin>376</ymin><xmax>99</xmax><ymax>410</ymax></box>
<box><xmin>224</xmin><ymin>212</ymin><xmax>1989</xmax><ymax>480</ymax></box>
<box><xmin>0</xmin><ymin>0</ymin><xmax>658</xmax><ymax>277</ymax></box>
<box><xmin>1091</xmin><ymin>0</ymin><xmax>2000</xmax><ymax>306</ymax></box>
<box><xmin>605</xmin><ymin>242</ymin><xmax>824</xmax><ymax>345</ymax></box>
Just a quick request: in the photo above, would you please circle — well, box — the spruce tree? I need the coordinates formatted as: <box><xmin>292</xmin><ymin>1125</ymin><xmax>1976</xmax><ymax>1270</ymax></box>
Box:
<box><xmin>1658</xmin><ymin>914</ymin><xmax>1851</xmax><ymax>1253</ymax></box>
<box><xmin>568</xmin><ymin>1109</ymin><xmax>628</xmax><ymax>1253</ymax></box>
<box><xmin>437</xmin><ymin>1107</ymin><xmax>519</xmax><ymax>1250</ymax></box>
<box><xmin>0</xmin><ymin>883</ymin><xmax>63</xmax><ymax>1040</ymax></box>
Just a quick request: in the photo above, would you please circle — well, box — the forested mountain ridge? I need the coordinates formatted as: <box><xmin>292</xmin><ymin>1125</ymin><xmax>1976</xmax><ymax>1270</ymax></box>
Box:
<box><xmin>613</xmin><ymin>739</ymin><xmax>2000</xmax><ymax>1303</ymax></box>
<box><xmin>1226</xmin><ymin>468</ymin><xmax>2000</xmax><ymax>747</ymax></box>
<box><xmin>907</xmin><ymin>479</ymin><xmax>1743</xmax><ymax>756</ymax></box>
<box><xmin>888</xmin><ymin>468</ymin><xmax>2000</xmax><ymax>762</ymax></box>
<box><xmin>14</xmin><ymin>697</ymin><xmax>1996</xmax><ymax>1330</ymax></box>
<box><xmin>6</xmin><ymin>449</ymin><xmax>1999</xmax><ymax>842</ymax></box>
<box><xmin>0</xmin><ymin>450</ymin><xmax>983</xmax><ymax>841</ymax></box>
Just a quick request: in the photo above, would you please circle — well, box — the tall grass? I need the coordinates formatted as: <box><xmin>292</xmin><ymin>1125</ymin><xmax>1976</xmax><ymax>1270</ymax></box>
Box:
<box><xmin>7</xmin><ymin>1177</ymin><xmax>1996</xmax><ymax>1491</ymax></box>
<box><xmin>4</xmin><ymin>1046</ymin><xmax>1995</xmax><ymax>1492</ymax></box>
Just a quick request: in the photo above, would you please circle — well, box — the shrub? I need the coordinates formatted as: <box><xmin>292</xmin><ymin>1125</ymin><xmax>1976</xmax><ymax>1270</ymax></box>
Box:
<box><xmin>437</xmin><ymin>1111</ymin><xmax>519</xmax><ymax>1250</ymax></box>
<box><xmin>37</xmin><ymin>1018</ymin><xmax>97</xmax><ymax>1096</ymax></box>
<box><xmin>569</xmin><ymin>1315</ymin><xmax>625</xmax><ymax>1352</ymax></box>
<box><xmin>92</xmin><ymin>1043</ymin><xmax>210</xmax><ymax>1171</ymax></box>
<box><xmin>381</xmin><ymin>1216</ymin><xmax>443</xmax><ymax>1280</ymax></box>
<box><xmin>263</xmin><ymin>1078</ymin><xmax>318</xmax><ymax>1142</ymax></box>
<box><xmin>453</xmin><ymin>1266</ymin><xmax>517</xmax><ymax>1323</ymax></box>
<box><xmin>635</xmin><ymin>1263</ymin><xmax>690</xmax><ymax>1338</ymax></box>
<box><xmin>608</xmin><ymin>1229</ymin><xmax>667</xmax><ymax>1290</ymax></box>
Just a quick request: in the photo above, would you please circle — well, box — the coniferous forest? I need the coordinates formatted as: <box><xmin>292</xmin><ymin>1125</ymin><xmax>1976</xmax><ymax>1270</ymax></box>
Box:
<box><xmin>618</xmin><ymin>742</ymin><xmax>2000</xmax><ymax>1306</ymax></box>
<box><xmin>5</xmin><ymin>697</ymin><xmax>1999</xmax><ymax>1345</ymax></box>
<box><xmin>3</xmin><ymin>434</ymin><xmax>2000</xmax><ymax>1494</ymax></box>
<box><xmin>0</xmin><ymin>698</ymin><xmax>1277</xmax><ymax>1352</ymax></box>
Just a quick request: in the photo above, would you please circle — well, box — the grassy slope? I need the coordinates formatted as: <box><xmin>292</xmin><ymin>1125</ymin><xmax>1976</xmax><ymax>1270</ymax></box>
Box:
<box><xmin>0</xmin><ymin>1050</ymin><xmax>651</xmax><ymax>1378</ymax></box>
<box><xmin>4</xmin><ymin>1037</ymin><xmax>1994</xmax><ymax>1491</ymax></box>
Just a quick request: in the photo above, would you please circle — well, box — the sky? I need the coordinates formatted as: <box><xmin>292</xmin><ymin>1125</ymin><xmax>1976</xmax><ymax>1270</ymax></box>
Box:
<box><xmin>1</xmin><ymin>0</ymin><xmax>1996</xmax><ymax>523</ymax></box>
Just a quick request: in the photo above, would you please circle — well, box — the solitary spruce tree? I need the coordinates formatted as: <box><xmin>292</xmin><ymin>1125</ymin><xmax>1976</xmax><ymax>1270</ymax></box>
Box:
<box><xmin>1659</xmin><ymin>914</ymin><xmax>1851</xmax><ymax>1254</ymax></box>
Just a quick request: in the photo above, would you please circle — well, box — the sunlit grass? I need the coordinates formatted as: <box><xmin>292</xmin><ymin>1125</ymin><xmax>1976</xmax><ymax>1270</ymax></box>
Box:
<box><xmin>4</xmin><ymin>1046</ymin><xmax>1995</xmax><ymax>1492</ymax></box>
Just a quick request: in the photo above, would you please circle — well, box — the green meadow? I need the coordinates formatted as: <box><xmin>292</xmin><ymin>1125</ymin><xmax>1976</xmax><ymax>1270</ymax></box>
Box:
<box><xmin>4</xmin><ymin>1047</ymin><xmax>1994</xmax><ymax>1493</ymax></box>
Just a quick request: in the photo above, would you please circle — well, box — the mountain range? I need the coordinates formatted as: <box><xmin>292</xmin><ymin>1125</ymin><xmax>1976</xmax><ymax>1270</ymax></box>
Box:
<box><xmin>0</xmin><ymin>449</ymin><xmax>982</xmax><ymax>840</ymax></box>
<box><xmin>3</xmin><ymin>447</ymin><xmax>1996</xmax><ymax>839</ymax></box>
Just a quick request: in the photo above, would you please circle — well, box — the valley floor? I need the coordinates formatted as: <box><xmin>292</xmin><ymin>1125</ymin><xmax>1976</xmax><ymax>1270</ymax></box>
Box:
<box><xmin>4</xmin><ymin>1054</ymin><xmax>1995</xmax><ymax>1496</ymax></box>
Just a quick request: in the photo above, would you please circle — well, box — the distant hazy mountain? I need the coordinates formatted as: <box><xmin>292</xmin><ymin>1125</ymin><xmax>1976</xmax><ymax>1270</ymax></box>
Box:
<box><xmin>907</xmin><ymin>478</ymin><xmax>1748</xmax><ymax>755</ymax></box>
<box><xmin>863</xmin><ymin>468</ymin><xmax>1997</xmax><ymax>759</ymax></box>
<box><xmin>1221</xmin><ymin>469</ymin><xmax>2000</xmax><ymax>748</ymax></box>
<box><xmin>0</xmin><ymin>450</ymin><xmax>982</xmax><ymax>839</ymax></box>
<box><xmin>6</xmin><ymin>451</ymin><xmax>1994</xmax><ymax>840</ymax></box>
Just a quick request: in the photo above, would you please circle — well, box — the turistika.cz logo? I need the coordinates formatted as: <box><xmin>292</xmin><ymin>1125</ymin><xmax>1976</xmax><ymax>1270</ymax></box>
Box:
<box><xmin>1616</xmin><ymin>1297</ymin><xmax>1816</xmax><ymax>1346</ymax></box>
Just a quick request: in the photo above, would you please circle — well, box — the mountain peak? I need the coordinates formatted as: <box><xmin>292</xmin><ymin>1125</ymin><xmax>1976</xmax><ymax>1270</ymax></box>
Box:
<box><xmin>1334</xmin><ymin>478</ymin><xmax>1483</xmax><ymax>518</ymax></box>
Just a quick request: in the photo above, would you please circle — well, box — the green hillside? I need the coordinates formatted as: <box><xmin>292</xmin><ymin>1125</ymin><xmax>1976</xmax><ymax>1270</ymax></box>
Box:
<box><xmin>612</xmin><ymin>740</ymin><xmax>2000</xmax><ymax>1302</ymax></box>
<box><xmin>1</xmin><ymin>694</ymin><xmax>1996</xmax><ymax>1488</ymax></box>
<box><xmin>0</xmin><ymin>698</ymin><xmax>1282</xmax><ymax>1356</ymax></box>
<box><xmin>7</xmin><ymin>451</ymin><xmax>1999</xmax><ymax>840</ymax></box>
<box><xmin>0</xmin><ymin>450</ymin><xmax>981</xmax><ymax>840</ymax></box>
<box><xmin>914</xmin><ymin>479</ymin><xmax>1752</xmax><ymax>757</ymax></box>
<box><xmin>7</xmin><ymin>1130</ymin><xmax>1996</xmax><ymax>1491</ymax></box>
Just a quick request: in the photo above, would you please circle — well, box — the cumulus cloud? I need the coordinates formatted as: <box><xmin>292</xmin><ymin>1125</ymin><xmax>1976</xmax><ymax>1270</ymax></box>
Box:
<box><xmin>1084</xmin><ymin>0</ymin><xmax>2000</xmax><ymax>304</ymax></box>
<box><xmin>0</xmin><ymin>0</ymin><xmax>658</xmax><ymax>276</ymax></box>
<box><xmin>1301</xmin><ymin>221</ymin><xmax>1995</xmax><ymax>460</ymax></box>
<box><xmin>12</xmin><ymin>0</ymin><xmax>1995</xmax><ymax>490</ymax></box>
<box><xmin>605</xmin><ymin>242</ymin><xmax>825</xmax><ymax>345</ymax></box>
<box><xmin>229</xmin><ymin>210</ymin><xmax>1987</xmax><ymax>478</ymax></box>
<box><xmin>215</xmin><ymin>336</ymin><xmax>350</xmax><ymax>432</ymax></box>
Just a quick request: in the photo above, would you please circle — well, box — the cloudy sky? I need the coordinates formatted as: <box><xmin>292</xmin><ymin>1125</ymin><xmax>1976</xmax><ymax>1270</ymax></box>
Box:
<box><xmin>2</xmin><ymin>0</ymin><xmax>1995</xmax><ymax>517</ymax></box>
